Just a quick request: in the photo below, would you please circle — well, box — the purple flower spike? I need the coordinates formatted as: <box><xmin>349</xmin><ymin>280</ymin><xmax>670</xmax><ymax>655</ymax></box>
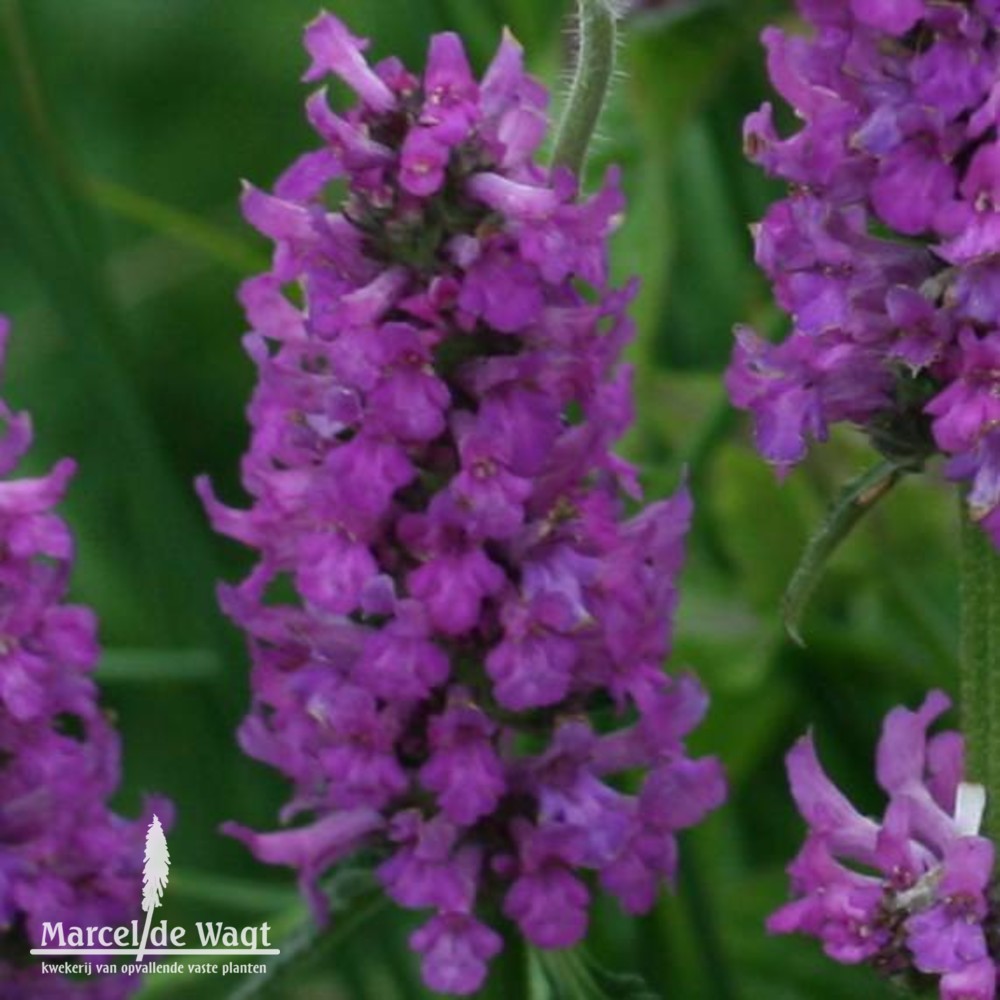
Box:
<box><xmin>771</xmin><ymin>691</ymin><xmax>997</xmax><ymax>996</ymax></box>
<box><xmin>204</xmin><ymin>12</ymin><xmax>724</xmax><ymax>995</ymax></box>
<box><xmin>0</xmin><ymin>317</ymin><xmax>170</xmax><ymax>999</ymax></box>
<box><xmin>729</xmin><ymin>0</ymin><xmax>1000</xmax><ymax>546</ymax></box>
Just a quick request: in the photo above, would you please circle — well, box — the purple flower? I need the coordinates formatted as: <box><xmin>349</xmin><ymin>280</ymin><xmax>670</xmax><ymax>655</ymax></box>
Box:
<box><xmin>224</xmin><ymin>810</ymin><xmax>383</xmax><ymax>921</ymax></box>
<box><xmin>730</xmin><ymin>0</ymin><xmax>1000</xmax><ymax>542</ymax></box>
<box><xmin>364</xmin><ymin>322</ymin><xmax>451</xmax><ymax>442</ymax></box>
<box><xmin>355</xmin><ymin>601</ymin><xmax>450</xmax><ymax>701</ymax></box>
<box><xmin>448</xmin><ymin>407</ymin><xmax>533</xmax><ymax>540</ymax></box>
<box><xmin>420</xmin><ymin>33</ymin><xmax>479</xmax><ymax>143</ymax></box>
<box><xmin>378</xmin><ymin>811</ymin><xmax>483</xmax><ymax>917</ymax></box>
<box><xmin>503</xmin><ymin>823</ymin><xmax>591</xmax><ymax>949</ymax></box>
<box><xmin>456</xmin><ymin>246</ymin><xmax>545</xmax><ymax>333</ymax></box>
<box><xmin>942</xmin><ymin>959</ymin><xmax>997</xmax><ymax>1000</ymax></box>
<box><xmin>400</xmin><ymin>128</ymin><xmax>450</xmax><ymax>197</ymax></box>
<box><xmin>851</xmin><ymin>0</ymin><xmax>923</xmax><ymax>35</ymax></box>
<box><xmin>406</xmin><ymin>544</ymin><xmax>507</xmax><ymax>637</ymax></box>
<box><xmin>0</xmin><ymin>317</ymin><xmax>169</xmax><ymax>999</ymax></box>
<box><xmin>420</xmin><ymin>693</ymin><xmax>505</xmax><ymax>826</ymax></box>
<box><xmin>485</xmin><ymin>596</ymin><xmax>578</xmax><ymax>710</ymax></box>
<box><xmin>302</xmin><ymin>14</ymin><xmax>396</xmax><ymax>111</ymax></box>
<box><xmin>928</xmin><ymin>331</ymin><xmax>1000</xmax><ymax>454</ymax></box>
<box><xmin>203</xmin><ymin>13</ymin><xmax>724</xmax><ymax>994</ymax></box>
<box><xmin>770</xmin><ymin>691</ymin><xmax>996</xmax><ymax>995</ymax></box>
<box><xmin>410</xmin><ymin>913</ymin><xmax>502</xmax><ymax>996</ymax></box>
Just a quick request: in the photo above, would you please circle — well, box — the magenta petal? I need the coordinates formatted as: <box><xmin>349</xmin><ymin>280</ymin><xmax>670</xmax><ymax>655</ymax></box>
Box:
<box><xmin>410</xmin><ymin>914</ymin><xmax>502</xmax><ymax>996</ymax></box>
<box><xmin>302</xmin><ymin>13</ymin><xmax>396</xmax><ymax>111</ymax></box>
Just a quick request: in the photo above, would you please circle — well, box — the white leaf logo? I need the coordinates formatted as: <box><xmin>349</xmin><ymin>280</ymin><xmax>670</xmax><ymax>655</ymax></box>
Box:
<box><xmin>136</xmin><ymin>814</ymin><xmax>170</xmax><ymax>962</ymax></box>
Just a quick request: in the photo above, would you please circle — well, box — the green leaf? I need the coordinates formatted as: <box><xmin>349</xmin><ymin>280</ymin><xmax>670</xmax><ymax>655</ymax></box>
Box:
<box><xmin>138</xmin><ymin>870</ymin><xmax>379</xmax><ymax>999</ymax></box>
<box><xmin>0</xmin><ymin>9</ymin><xmax>228</xmax><ymax>653</ymax></box>
<box><xmin>224</xmin><ymin>871</ymin><xmax>381</xmax><ymax>1000</ymax></box>
<box><xmin>537</xmin><ymin>949</ymin><xmax>661</xmax><ymax>1000</ymax></box>
<box><xmin>163</xmin><ymin>871</ymin><xmax>297</xmax><ymax>913</ymax></box>
<box><xmin>437</xmin><ymin>0</ymin><xmax>505</xmax><ymax>59</ymax></box>
<box><xmin>583</xmin><ymin>958</ymin><xmax>661</xmax><ymax>1000</ymax></box>
<box><xmin>709</xmin><ymin>444</ymin><xmax>817</xmax><ymax>612</ymax></box>
<box><xmin>84</xmin><ymin>176</ymin><xmax>267</xmax><ymax>275</ymax></box>
<box><xmin>497</xmin><ymin>0</ymin><xmax>563</xmax><ymax>52</ymax></box>
<box><xmin>631</xmin><ymin>0</ymin><xmax>726</xmax><ymax>32</ymax></box>
<box><xmin>97</xmin><ymin>648</ymin><xmax>222</xmax><ymax>684</ymax></box>
<box><xmin>782</xmin><ymin>460</ymin><xmax>907</xmax><ymax>646</ymax></box>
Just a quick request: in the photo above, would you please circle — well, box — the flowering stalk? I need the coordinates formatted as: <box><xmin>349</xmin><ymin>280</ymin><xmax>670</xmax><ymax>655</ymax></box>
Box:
<box><xmin>0</xmin><ymin>316</ymin><xmax>169</xmax><ymax>1000</ymax></box>
<box><xmin>727</xmin><ymin>0</ymin><xmax>1000</xmax><ymax>557</ymax></box>
<box><xmin>740</xmin><ymin>4</ymin><xmax>1000</xmax><ymax>994</ymax></box>
<box><xmin>551</xmin><ymin>0</ymin><xmax>619</xmax><ymax>176</ymax></box>
<box><xmin>201</xmin><ymin>11</ymin><xmax>724</xmax><ymax>995</ymax></box>
<box><xmin>770</xmin><ymin>693</ymin><xmax>996</xmax><ymax>998</ymax></box>
<box><xmin>961</xmin><ymin>506</ymin><xmax>1000</xmax><ymax>843</ymax></box>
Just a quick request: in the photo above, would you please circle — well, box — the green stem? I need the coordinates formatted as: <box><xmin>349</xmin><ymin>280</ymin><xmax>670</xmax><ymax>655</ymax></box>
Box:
<box><xmin>959</xmin><ymin>505</ymin><xmax>1000</xmax><ymax>840</ymax></box>
<box><xmin>551</xmin><ymin>0</ymin><xmax>619</xmax><ymax>178</ymax></box>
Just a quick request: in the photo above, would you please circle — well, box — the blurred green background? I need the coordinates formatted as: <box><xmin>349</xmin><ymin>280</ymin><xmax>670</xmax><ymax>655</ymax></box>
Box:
<box><xmin>0</xmin><ymin>0</ymin><xmax>961</xmax><ymax>997</ymax></box>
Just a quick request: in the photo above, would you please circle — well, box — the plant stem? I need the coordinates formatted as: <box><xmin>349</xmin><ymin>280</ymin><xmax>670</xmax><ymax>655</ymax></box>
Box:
<box><xmin>551</xmin><ymin>0</ymin><xmax>619</xmax><ymax>178</ymax></box>
<box><xmin>959</xmin><ymin>505</ymin><xmax>1000</xmax><ymax>840</ymax></box>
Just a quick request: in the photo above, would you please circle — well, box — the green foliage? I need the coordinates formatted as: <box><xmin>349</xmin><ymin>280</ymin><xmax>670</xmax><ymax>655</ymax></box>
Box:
<box><xmin>536</xmin><ymin>949</ymin><xmax>660</xmax><ymax>999</ymax></box>
<box><xmin>0</xmin><ymin>0</ymin><xmax>963</xmax><ymax>997</ymax></box>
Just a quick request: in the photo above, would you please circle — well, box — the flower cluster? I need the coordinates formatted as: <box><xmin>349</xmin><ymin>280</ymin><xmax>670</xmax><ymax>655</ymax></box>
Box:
<box><xmin>727</xmin><ymin>0</ymin><xmax>1000</xmax><ymax>544</ymax></box>
<box><xmin>200</xmin><ymin>12</ymin><xmax>725</xmax><ymax>995</ymax></box>
<box><xmin>0</xmin><ymin>317</ymin><xmax>162</xmax><ymax>1000</ymax></box>
<box><xmin>771</xmin><ymin>691</ymin><xmax>997</xmax><ymax>999</ymax></box>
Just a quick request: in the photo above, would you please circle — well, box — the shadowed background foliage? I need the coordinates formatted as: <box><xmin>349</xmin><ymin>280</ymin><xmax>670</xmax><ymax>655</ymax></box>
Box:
<box><xmin>0</xmin><ymin>0</ymin><xmax>959</xmax><ymax>997</ymax></box>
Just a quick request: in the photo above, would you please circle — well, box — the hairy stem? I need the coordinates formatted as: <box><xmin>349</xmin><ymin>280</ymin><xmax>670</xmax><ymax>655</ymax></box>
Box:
<box><xmin>551</xmin><ymin>0</ymin><xmax>619</xmax><ymax>178</ymax></box>
<box><xmin>959</xmin><ymin>506</ymin><xmax>1000</xmax><ymax>840</ymax></box>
